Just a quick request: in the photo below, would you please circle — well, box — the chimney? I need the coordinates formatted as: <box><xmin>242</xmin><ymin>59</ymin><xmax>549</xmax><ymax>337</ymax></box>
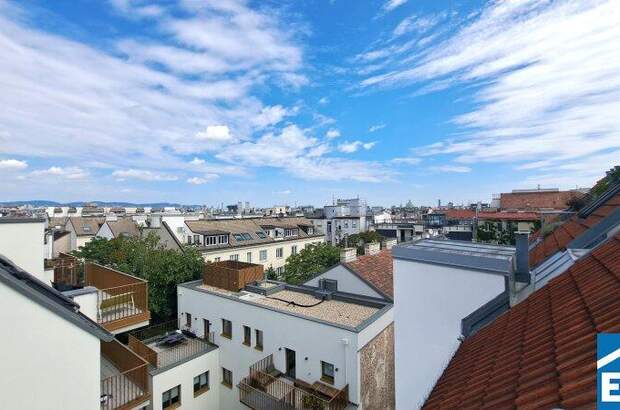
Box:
<box><xmin>382</xmin><ymin>238</ymin><xmax>397</xmax><ymax>250</ymax></box>
<box><xmin>514</xmin><ymin>231</ymin><xmax>530</xmax><ymax>284</ymax></box>
<box><xmin>340</xmin><ymin>247</ymin><xmax>357</xmax><ymax>263</ymax></box>
<box><xmin>364</xmin><ymin>242</ymin><xmax>380</xmax><ymax>256</ymax></box>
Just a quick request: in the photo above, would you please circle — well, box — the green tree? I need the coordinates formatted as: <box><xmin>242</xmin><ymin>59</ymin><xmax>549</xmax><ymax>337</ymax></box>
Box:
<box><xmin>72</xmin><ymin>233</ymin><xmax>203</xmax><ymax>320</ymax></box>
<box><xmin>282</xmin><ymin>243</ymin><xmax>340</xmax><ymax>285</ymax></box>
<box><xmin>264</xmin><ymin>266</ymin><xmax>278</xmax><ymax>280</ymax></box>
<box><xmin>590</xmin><ymin>165</ymin><xmax>620</xmax><ymax>198</ymax></box>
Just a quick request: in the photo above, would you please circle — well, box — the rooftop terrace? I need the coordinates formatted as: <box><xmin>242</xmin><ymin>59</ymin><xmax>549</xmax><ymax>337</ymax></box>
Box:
<box><xmin>188</xmin><ymin>279</ymin><xmax>389</xmax><ymax>330</ymax></box>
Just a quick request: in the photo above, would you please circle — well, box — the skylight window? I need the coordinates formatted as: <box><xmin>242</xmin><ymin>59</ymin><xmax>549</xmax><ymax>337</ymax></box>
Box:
<box><xmin>256</xmin><ymin>231</ymin><xmax>267</xmax><ymax>239</ymax></box>
<box><xmin>233</xmin><ymin>233</ymin><xmax>244</xmax><ymax>241</ymax></box>
<box><xmin>241</xmin><ymin>233</ymin><xmax>252</xmax><ymax>240</ymax></box>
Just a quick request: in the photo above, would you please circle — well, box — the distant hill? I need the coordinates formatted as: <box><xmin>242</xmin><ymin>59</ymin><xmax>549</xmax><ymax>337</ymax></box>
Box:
<box><xmin>0</xmin><ymin>200</ymin><xmax>202</xmax><ymax>208</ymax></box>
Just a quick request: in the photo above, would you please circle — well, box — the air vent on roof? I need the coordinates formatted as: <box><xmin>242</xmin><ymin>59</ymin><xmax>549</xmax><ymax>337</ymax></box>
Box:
<box><xmin>314</xmin><ymin>289</ymin><xmax>333</xmax><ymax>301</ymax></box>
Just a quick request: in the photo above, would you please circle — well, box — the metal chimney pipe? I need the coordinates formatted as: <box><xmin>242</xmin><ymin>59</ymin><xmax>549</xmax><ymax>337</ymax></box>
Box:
<box><xmin>514</xmin><ymin>231</ymin><xmax>530</xmax><ymax>284</ymax></box>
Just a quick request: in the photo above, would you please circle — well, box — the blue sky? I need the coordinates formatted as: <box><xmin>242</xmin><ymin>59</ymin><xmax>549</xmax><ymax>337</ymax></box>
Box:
<box><xmin>0</xmin><ymin>0</ymin><xmax>618</xmax><ymax>207</ymax></box>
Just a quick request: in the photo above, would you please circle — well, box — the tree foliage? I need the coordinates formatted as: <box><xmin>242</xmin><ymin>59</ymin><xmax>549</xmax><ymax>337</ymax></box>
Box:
<box><xmin>282</xmin><ymin>243</ymin><xmax>340</xmax><ymax>285</ymax></box>
<box><xmin>339</xmin><ymin>231</ymin><xmax>384</xmax><ymax>255</ymax></box>
<box><xmin>72</xmin><ymin>233</ymin><xmax>203</xmax><ymax>320</ymax></box>
<box><xmin>590</xmin><ymin>165</ymin><xmax>620</xmax><ymax>198</ymax></box>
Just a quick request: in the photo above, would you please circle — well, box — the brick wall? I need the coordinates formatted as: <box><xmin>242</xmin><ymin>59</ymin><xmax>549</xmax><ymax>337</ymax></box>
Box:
<box><xmin>360</xmin><ymin>322</ymin><xmax>395</xmax><ymax>410</ymax></box>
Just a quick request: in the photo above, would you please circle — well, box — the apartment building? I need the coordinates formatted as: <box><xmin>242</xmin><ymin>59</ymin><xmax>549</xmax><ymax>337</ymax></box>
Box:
<box><xmin>308</xmin><ymin>198</ymin><xmax>369</xmax><ymax>245</ymax></box>
<box><xmin>66</xmin><ymin>216</ymin><xmax>106</xmax><ymax>250</ymax></box>
<box><xmin>177</xmin><ymin>260</ymin><xmax>394</xmax><ymax>410</ymax></box>
<box><xmin>181</xmin><ymin>217</ymin><xmax>324</xmax><ymax>275</ymax></box>
<box><xmin>0</xmin><ymin>256</ymin><xmax>151</xmax><ymax>410</ymax></box>
<box><xmin>96</xmin><ymin>216</ymin><xmax>142</xmax><ymax>240</ymax></box>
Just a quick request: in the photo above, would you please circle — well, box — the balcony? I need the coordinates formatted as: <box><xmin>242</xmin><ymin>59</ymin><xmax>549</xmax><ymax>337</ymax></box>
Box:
<box><xmin>128</xmin><ymin>320</ymin><xmax>217</xmax><ymax>371</ymax></box>
<box><xmin>239</xmin><ymin>354</ymin><xmax>349</xmax><ymax>410</ymax></box>
<box><xmin>83</xmin><ymin>264</ymin><xmax>151</xmax><ymax>333</ymax></box>
<box><xmin>100</xmin><ymin>339</ymin><xmax>150</xmax><ymax>410</ymax></box>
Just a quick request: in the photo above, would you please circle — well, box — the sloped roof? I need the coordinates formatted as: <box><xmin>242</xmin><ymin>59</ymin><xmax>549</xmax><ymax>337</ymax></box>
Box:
<box><xmin>186</xmin><ymin>217</ymin><xmax>322</xmax><ymax>248</ymax></box>
<box><xmin>444</xmin><ymin>209</ymin><xmax>476</xmax><ymax>220</ymax></box>
<box><xmin>344</xmin><ymin>249</ymin><xmax>393</xmax><ymax>298</ymax></box>
<box><xmin>529</xmin><ymin>184</ymin><xmax>620</xmax><ymax>267</ymax></box>
<box><xmin>0</xmin><ymin>255</ymin><xmax>112</xmax><ymax>342</ymax></box>
<box><xmin>477</xmin><ymin>211</ymin><xmax>539</xmax><ymax>221</ymax></box>
<box><xmin>106</xmin><ymin>218</ymin><xmax>140</xmax><ymax>238</ymax></box>
<box><xmin>423</xmin><ymin>233</ymin><xmax>620</xmax><ymax>410</ymax></box>
<box><xmin>69</xmin><ymin>216</ymin><xmax>105</xmax><ymax>236</ymax></box>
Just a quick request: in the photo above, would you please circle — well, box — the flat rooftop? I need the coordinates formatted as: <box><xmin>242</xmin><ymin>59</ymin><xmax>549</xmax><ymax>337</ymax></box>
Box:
<box><xmin>392</xmin><ymin>239</ymin><xmax>515</xmax><ymax>274</ymax></box>
<box><xmin>190</xmin><ymin>281</ymin><xmax>389</xmax><ymax>330</ymax></box>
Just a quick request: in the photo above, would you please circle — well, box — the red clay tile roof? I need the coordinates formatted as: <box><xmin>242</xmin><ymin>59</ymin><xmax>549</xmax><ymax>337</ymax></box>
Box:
<box><xmin>529</xmin><ymin>191</ymin><xmax>620</xmax><ymax>267</ymax></box>
<box><xmin>423</xmin><ymin>233</ymin><xmax>620</xmax><ymax>410</ymax></box>
<box><xmin>445</xmin><ymin>209</ymin><xmax>476</xmax><ymax>220</ymax></box>
<box><xmin>500</xmin><ymin>190</ymin><xmax>582</xmax><ymax>211</ymax></box>
<box><xmin>344</xmin><ymin>249</ymin><xmax>393</xmax><ymax>298</ymax></box>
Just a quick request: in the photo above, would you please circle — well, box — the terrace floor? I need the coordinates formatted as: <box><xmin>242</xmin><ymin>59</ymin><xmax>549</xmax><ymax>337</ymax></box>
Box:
<box><xmin>100</xmin><ymin>358</ymin><xmax>146</xmax><ymax>409</ymax></box>
<box><xmin>146</xmin><ymin>336</ymin><xmax>214</xmax><ymax>369</ymax></box>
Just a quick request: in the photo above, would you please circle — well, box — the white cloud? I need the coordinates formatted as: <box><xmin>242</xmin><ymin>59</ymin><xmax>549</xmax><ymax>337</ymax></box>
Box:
<box><xmin>325</xmin><ymin>128</ymin><xmax>341</xmax><ymax>139</ymax></box>
<box><xmin>361</xmin><ymin>0</ymin><xmax>620</xmax><ymax>184</ymax></box>
<box><xmin>187</xmin><ymin>174</ymin><xmax>218</xmax><ymax>185</ymax></box>
<box><xmin>319</xmin><ymin>97</ymin><xmax>329</xmax><ymax>104</ymax></box>
<box><xmin>0</xmin><ymin>1</ymin><xmax>308</xmax><ymax>193</ymax></box>
<box><xmin>429</xmin><ymin>165</ymin><xmax>471</xmax><ymax>173</ymax></box>
<box><xmin>189</xmin><ymin>157</ymin><xmax>205</xmax><ymax>166</ymax></box>
<box><xmin>368</xmin><ymin>124</ymin><xmax>386</xmax><ymax>133</ymax></box>
<box><xmin>338</xmin><ymin>140</ymin><xmax>376</xmax><ymax>153</ymax></box>
<box><xmin>0</xmin><ymin>159</ymin><xmax>27</xmax><ymax>170</ymax></box>
<box><xmin>112</xmin><ymin>169</ymin><xmax>178</xmax><ymax>181</ymax></box>
<box><xmin>195</xmin><ymin>125</ymin><xmax>232</xmax><ymax>142</ymax></box>
<box><xmin>31</xmin><ymin>166</ymin><xmax>89</xmax><ymax>179</ymax></box>
<box><xmin>275</xmin><ymin>189</ymin><xmax>291</xmax><ymax>195</ymax></box>
<box><xmin>382</xmin><ymin>0</ymin><xmax>407</xmax><ymax>13</ymax></box>
<box><xmin>391</xmin><ymin>157</ymin><xmax>420</xmax><ymax>165</ymax></box>
<box><xmin>393</xmin><ymin>14</ymin><xmax>443</xmax><ymax>37</ymax></box>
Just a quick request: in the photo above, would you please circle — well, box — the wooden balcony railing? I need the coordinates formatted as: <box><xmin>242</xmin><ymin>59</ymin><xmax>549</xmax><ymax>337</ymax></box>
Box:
<box><xmin>85</xmin><ymin>263</ymin><xmax>150</xmax><ymax>331</ymax></box>
<box><xmin>240</xmin><ymin>354</ymin><xmax>349</xmax><ymax>410</ymax></box>
<box><xmin>100</xmin><ymin>340</ymin><xmax>150</xmax><ymax>410</ymax></box>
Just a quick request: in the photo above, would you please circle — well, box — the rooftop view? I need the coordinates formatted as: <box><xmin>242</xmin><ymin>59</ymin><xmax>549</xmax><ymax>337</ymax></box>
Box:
<box><xmin>1</xmin><ymin>1</ymin><xmax>619</xmax><ymax>410</ymax></box>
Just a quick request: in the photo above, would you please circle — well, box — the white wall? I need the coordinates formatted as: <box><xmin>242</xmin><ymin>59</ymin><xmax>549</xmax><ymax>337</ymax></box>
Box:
<box><xmin>70</xmin><ymin>288</ymin><xmax>99</xmax><ymax>322</ymax></box>
<box><xmin>305</xmin><ymin>264</ymin><xmax>385</xmax><ymax>299</ymax></box>
<box><xmin>150</xmin><ymin>349</ymin><xmax>220</xmax><ymax>410</ymax></box>
<box><xmin>0</xmin><ymin>283</ymin><xmax>101</xmax><ymax>410</ymax></box>
<box><xmin>200</xmin><ymin>236</ymin><xmax>324</xmax><ymax>272</ymax></box>
<box><xmin>393</xmin><ymin>259</ymin><xmax>505</xmax><ymax>409</ymax></box>
<box><xmin>0</xmin><ymin>221</ymin><xmax>46</xmax><ymax>283</ymax></box>
<box><xmin>178</xmin><ymin>286</ymin><xmax>361</xmax><ymax>410</ymax></box>
<box><xmin>96</xmin><ymin>222</ymin><xmax>114</xmax><ymax>240</ymax></box>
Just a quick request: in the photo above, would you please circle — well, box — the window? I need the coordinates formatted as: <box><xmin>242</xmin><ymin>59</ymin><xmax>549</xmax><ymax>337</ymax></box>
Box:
<box><xmin>221</xmin><ymin>319</ymin><xmax>232</xmax><ymax>339</ymax></box>
<box><xmin>291</xmin><ymin>245</ymin><xmax>297</xmax><ymax>255</ymax></box>
<box><xmin>214</xmin><ymin>257</ymin><xmax>221</xmax><ymax>262</ymax></box>
<box><xmin>193</xmin><ymin>371</ymin><xmax>209</xmax><ymax>396</ymax></box>
<box><xmin>187</xmin><ymin>235</ymin><xmax>193</xmax><ymax>245</ymax></box>
<box><xmin>276</xmin><ymin>266</ymin><xmax>284</xmax><ymax>275</ymax></box>
<box><xmin>229</xmin><ymin>254</ymin><xmax>239</xmax><ymax>261</ymax></box>
<box><xmin>222</xmin><ymin>368</ymin><xmax>233</xmax><ymax>388</ymax></box>
<box><xmin>321</xmin><ymin>361</ymin><xmax>335</xmax><ymax>384</ymax></box>
<box><xmin>352</xmin><ymin>221</ymin><xmax>357</xmax><ymax>228</ymax></box>
<box><xmin>185</xmin><ymin>313</ymin><xmax>192</xmax><ymax>329</ymax></box>
<box><xmin>193</xmin><ymin>234</ymin><xmax>200</xmax><ymax>244</ymax></box>
<box><xmin>243</xmin><ymin>325</ymin><xmax>251</xmax><ymax>346</ymax></box>
<box><xmin>203</xmin><ymin>319</ymin><xmax>211</xmax><ymax>340</ymax></box>
<box><xmin>256</xmin><ymin>231</ymin><xmax>267</xmax><ymax>239</ymax></box>
<box><xmin>285</xmin><ymin>228</ymin><xmax>298</xmax><ymax>237</ymax></box>
<box><xmin>319</xmin><ymin>278</ymin><xmax>338</xmax><ymax>291</ymax></box>
<box><xmin>255</xmin><ymin>329</ymin><xmax>263</xmax><ymax>351</ymax></box>
<box><xmin>233</xmin><ymin>233</ymin><xmax>244</xmax><ymax>241</ymax></box>
<box><xmin>241</xmin><ymin>232</ymin><xmax>252</xmax><ymax>240</ymax></box>
<box><xmin>246</xmin><ymin>252</ymin><xmax>252</xmax><ymax>263</ymax></box>
<box><xmin>218</xmin><ymin>234</ymin><xmax>228</xmax><ymax>244</ymax></box>
<box><xmin>205</xmin><ymin>236</ymin><xmax>217</xmax><ymax>246</ymax></box>
<box><xmin>276</xmin><ymin>247</ymin><xmax>284</xmax><ymax>258</ymax></box>
<box><xmin>162</xmin><ymin>385</ymin><xmax>181</xmax><ymax>409</ymax></box>
<box><xmin>259</xmin><ymin>250</ymin><xmax>268</xmax><ymax>261</ymax></box>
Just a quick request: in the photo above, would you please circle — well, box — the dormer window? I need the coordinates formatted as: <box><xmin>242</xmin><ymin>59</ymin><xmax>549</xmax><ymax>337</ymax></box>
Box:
<box><xmin>284</xmin><ymin>228</ymin><xmax>298</xmax><ymax>237</ymax></box>
<box><xmin>219</xmin><ymin>234</ymin><xmax>228</xmax><ymax>244</ymax></box>
<box><xmin>205</xmin><ymin>236</ymin><xmax>217</xmax><ymax>246</ymax></box>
